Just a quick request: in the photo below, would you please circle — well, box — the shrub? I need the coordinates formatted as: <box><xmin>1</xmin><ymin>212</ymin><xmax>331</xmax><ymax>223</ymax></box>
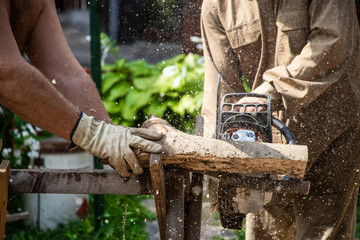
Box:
<box><xmin>101</xmin><ymin>33</ymin><xmax>204</xmax><ymax>133</ymax></box>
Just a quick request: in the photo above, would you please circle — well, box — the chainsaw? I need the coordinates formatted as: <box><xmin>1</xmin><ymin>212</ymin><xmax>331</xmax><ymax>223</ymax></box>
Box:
<box><xmin>216</xmin><ymin>93</ymin><xmax>295</xmax><ymax>145</ymax></box>
<box><xmin>215</xmin><ymin>92</ymin><xmax>296</xmax><ymax>229</ymax></box>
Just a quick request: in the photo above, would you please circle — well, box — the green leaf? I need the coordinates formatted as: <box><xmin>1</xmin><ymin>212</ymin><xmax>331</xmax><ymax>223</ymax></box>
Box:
<box><xmin>103</xmin><ymin>99</ymin><xmax>124</xmax><ymax>113</ymax></box>
<box><xmin>166</xmin><ymin>91</ymin><xmax>180</xmax><ymax>98</ymax></box>
<box><xmin>169</xmin><ymin>92</ymin><xmax>203</xmax><ymax>116</ymax></box>
<box><xmin>115</xmin><ymin>58</ymin><xmax>127</xmax><ymax>70</ymax></box>
<box><xmin>126</xmin><ymin>60</ymin><xmax>152</xmax><ymax>77</ymax></box>
<box><xmin>132</xmin><ymin>74</ymin><xmax>160</xmax><ymax>90</ymax></box>
<box><xmin>144</xmin><ymin>102</ymin><xmax>167</xmax><ymax>118</ymax></box>
<box><xmin>156</xmin><ymin>73</ymin><xmax>180</xmax><ymax>92</ymax></box>
<box><xmin>102</xmin><ymin>72</ymin><xmax>127</xmax><ymax>94</ymax></box>
<box><xmin>102</xmin><ymin>63</ymin><xmax>116</xmax><ymax>72</ymax></box>
<box><xmin>126</xmin><ymin>89</ymin><xmax>152</xmax><ymax>109</ymax></box>
<box><xmin>121</xmin><ymin>90</ymin><xmax>152</xmax><ymax>121</ymax></box>
<box><xmin>108</xmin><ymin>82</ymin><xmax>131</xmax><ymax>101</ymax></box>
<box><xmin>121</xmin><ymin>104</ymin><xmax>138</xmax><ymax>122</ymax></box>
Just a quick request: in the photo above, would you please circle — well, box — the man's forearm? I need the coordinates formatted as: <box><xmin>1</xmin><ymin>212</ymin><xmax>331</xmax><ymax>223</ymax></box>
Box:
<box><xmin>0</xmin><ymin>59</ymin><xmax>80</xmax><ymax>141</ymax></box>
<box><xmin>21</xmin><ymin>0</ymin><xmax>112</xmax><ymax>124</ymax></box>
<box><xmin>51</xmin><ymin>70</ymin><xmax>112</xmax><ymax>124</ymax></box>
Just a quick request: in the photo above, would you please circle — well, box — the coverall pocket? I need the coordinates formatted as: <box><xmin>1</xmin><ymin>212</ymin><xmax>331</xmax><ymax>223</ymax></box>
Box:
<box><xmin>225</xmin><ymin>19</ymin><xmax>261</xmax><ymax>49</ymax></box>
<box><xmin>276</xmin><ymin>10</ymin><xmax>309</xmax><ymax>55</ymax></box>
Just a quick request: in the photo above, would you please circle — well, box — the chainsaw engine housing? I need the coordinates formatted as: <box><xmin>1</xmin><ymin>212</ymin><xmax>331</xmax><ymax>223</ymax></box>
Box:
<box><xmin>216</xmin><ymin>93</ymin><xmax>272</xmax><ymax>143</ymax></box>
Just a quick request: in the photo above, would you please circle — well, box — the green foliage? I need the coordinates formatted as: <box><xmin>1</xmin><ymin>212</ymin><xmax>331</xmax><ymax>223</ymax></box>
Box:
<box><xmin>101</xmin><ymin>50</ymin><xmax>204</xmax><ymax>133</ymax></box>
<box><xmin>6</xmin><ymin>195</ymin><xmax>156</xmax><ymax>240</ymax></box>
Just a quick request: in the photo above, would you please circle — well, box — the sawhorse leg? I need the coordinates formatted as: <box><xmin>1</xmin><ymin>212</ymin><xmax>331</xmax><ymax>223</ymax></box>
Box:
<box><xmin>165</xmin><ymin>170</ymin><xmax>188</xmax><ymax>239</ymax></box>
<box><xmin>150</xmin><ymin>154</ymin><xmax>188</xmax><ymax>240</ymax></box>
<box><xmin>185</xmin><ymin>173</ymin><xmax>203</xmax><ymax>240</ymax></box>
<box><xmin>150</xmin><ymin>154</ymin><xmax>167</xmax><ymax>240</ymax></box>
<box><xmin>150</xmin><ymin>154</ymin><xmax>204</xmax><ymax>240</ymax></box>
<box><xmin>165</xmin><ymin>171</ymin><xmax>204</xmax><ymax>240</ymax></box>
<box><xmin>0</xmin><ymin>160</ymin><xmax>10</xmax><ymax>240</ymax></box>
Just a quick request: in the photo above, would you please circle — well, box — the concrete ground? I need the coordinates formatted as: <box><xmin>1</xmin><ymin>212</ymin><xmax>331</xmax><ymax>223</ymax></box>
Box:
<box><xmin>59</xmin><ymin>9</ymin><xmax>238</xmax><ymax>240</ymax></box>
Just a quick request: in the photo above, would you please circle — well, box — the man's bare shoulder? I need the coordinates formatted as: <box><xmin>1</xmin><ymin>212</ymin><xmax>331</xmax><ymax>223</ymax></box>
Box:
<box><xmin>3</xmin><ymin>0</ymin><xmax>48</xmax><ymax>55</ymax></box>
<box><xmin>0</xmin><ymin>0</ymin><xmax>10</xmax><ymax>24</ymax></box>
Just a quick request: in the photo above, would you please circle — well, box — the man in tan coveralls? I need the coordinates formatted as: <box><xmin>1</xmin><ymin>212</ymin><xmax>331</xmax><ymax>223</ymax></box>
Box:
<box><xmin>201</xmin><ymin>0</ymin><xmax>360</xmax><ymax>239</ymax></box>
<box><xmin>0</xmin><ymin>0</ymin><xmax>163</xmax><ymax>177</ymax></box>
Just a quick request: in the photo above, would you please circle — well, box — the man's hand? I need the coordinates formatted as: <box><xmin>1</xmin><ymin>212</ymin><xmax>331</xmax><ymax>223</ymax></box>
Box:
<box><xmin>235</xmin><ymin>97</ymin><xmax>267</xmax><ymax>112</ymax></box>
<box><xmin>71</xmin><ymin>113</ymin><xmax>163</xmax><ymax>177</ymax></box>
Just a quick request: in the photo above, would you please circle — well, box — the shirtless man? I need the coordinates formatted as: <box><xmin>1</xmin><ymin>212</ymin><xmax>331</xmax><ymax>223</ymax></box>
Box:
<box><xmin>0</xmin><ymin>0</ymin><xmax>163</xmax><ymax>177</ymax></box>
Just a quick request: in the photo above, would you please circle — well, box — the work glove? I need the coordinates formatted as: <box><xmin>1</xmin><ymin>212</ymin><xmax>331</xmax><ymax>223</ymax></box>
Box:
<box><xmin>71</xmin><ymin>112</ymin><xmax>163</xmax><ymax>177</ymax></box>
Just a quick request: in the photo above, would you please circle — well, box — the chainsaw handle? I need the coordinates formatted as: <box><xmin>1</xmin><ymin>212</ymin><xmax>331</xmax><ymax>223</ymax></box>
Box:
<box><xmin>271</xmin><ymin>117</ymin><xmax>296</xmax><ymax>145</ymax></box>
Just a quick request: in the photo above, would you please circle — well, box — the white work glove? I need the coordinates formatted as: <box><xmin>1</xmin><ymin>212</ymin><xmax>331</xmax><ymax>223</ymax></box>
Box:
<box><xmin>71</xmin><ymin>112</ymin><xmax>163</xmax><ymax>177</ymax></box>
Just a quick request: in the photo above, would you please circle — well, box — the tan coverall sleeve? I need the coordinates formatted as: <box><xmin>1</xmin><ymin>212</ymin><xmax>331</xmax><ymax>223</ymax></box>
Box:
<box><xmin>254</xmin><ymin>0</ymin><xmax>359</xmax><ymax>117</ymax></box>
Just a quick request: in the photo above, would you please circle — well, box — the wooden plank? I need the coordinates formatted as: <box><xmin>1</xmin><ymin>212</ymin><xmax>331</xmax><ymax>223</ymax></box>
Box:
<box><xmin>9</xmin><ymin>169</ymin><xmax>153</xmax><ymax>195</ymax></box>
<box><xmin>149</xmin><ymin>154</ymin><xmax>166</xmax><ymax>240</ymax></box>
<box><xmin>0</xmin><ymin>160</ymin><xmax>10</xmax><ymax>240</ymax></box>
<box><xmin>166</xmin><ymin>171</ymin><xmax>188</xmax><ymax>240</ymax></box>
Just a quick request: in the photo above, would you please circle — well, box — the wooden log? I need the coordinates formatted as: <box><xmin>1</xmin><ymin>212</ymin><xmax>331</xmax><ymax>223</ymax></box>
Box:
<box><xmin>138</xmin><ymin>117</ymin><xmax>308</xmax><ymax>178</ymax></box>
